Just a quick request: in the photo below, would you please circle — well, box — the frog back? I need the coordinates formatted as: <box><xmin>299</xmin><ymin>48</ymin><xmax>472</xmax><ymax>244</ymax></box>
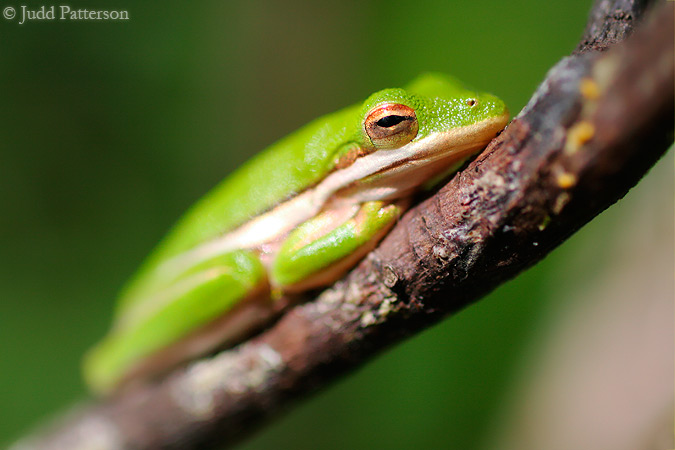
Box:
<box><xmin>115</xmin><ymin>104</ymin><xmax>360</xmax><ymax>312</ymax></box>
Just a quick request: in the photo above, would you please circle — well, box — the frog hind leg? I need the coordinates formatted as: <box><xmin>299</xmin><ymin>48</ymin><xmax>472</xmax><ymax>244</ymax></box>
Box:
<box><xmin>271</xmin><ymin>200</ymin><xmax>404</xmax><ymax>293</ymax></box>
<box><xmin>83</xmin><ymin>250</ymin><xmax>271</xmax><ymax>395</ymax></box>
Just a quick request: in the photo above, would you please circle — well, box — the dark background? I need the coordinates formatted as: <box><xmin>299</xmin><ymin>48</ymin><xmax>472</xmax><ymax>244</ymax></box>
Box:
<box><xmin>1</xmin><ymin>1</ymin><xmax>672</xmax><ymax>449</ymax></box>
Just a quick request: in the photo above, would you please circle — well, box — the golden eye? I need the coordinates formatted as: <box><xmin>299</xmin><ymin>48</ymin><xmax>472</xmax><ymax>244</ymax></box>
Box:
<box><xmin>466</xmin><ymin>98</ymin><xmax>477</xmax><ymax>107</ymax></box>
<box><xmin>364</xmin><ymin>103</ymin><xmax>418</xmax><ymax>149</ymax></box>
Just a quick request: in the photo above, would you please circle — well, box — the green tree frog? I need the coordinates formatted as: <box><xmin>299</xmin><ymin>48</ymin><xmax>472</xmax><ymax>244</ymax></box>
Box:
<box><xmin>83</xmin><ymin>73</ymin><xmax>509</xmax><ymax>395</ymax></box>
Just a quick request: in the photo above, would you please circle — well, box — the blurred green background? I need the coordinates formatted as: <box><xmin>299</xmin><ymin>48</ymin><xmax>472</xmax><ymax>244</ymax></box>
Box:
<box><xmin>1</xmin><ymin>1</ymin><xmax>672</xmax><ymax>449</ymax></box>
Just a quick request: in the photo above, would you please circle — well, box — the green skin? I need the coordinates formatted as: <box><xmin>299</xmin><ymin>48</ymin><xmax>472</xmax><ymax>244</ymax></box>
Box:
<box><xmin>84</xmin><ymin>73</ymin><xmax>509</xmax><ymax>394</ymax></box>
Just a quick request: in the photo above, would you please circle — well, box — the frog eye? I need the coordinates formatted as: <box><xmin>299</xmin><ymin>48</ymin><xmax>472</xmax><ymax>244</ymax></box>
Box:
<box><xmin>364</xmin><ymin>103</ymin><xmax>418</xmax><ymax>149</ymax></box>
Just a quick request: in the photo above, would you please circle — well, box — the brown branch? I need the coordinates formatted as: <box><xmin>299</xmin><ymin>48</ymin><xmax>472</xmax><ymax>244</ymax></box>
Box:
<box><xmin>575</xmin><ymin>0</ymin><xmax>650</xmax><ymax>53</ymax></box>
<box><xmin>14</xmin><ymin>1</ymin><xmax>673</xmax><ymax>449</ymax></box>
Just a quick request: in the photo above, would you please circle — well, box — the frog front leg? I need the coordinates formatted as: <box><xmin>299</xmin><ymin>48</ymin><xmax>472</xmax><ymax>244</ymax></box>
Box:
<box><xmin>271</xmin><ymin>201</ymin><xmax>403</xmax><ymax>293</ymax></box>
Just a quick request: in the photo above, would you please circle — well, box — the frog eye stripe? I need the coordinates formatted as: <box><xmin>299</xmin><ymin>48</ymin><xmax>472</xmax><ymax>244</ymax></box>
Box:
<box><xmin>155</xmin><ymin>115</ymin><xmax>507</xmax><ymax>281</ymax></box>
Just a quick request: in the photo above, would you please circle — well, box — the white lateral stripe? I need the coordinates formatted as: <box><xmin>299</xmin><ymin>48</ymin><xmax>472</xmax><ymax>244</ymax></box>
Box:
<box><xmin>116</xmin><ymin>267</ymin><xmax>230</xmax><ymax>331</ymax></box>
<box><xmin>158</xmin><ymin>190</ymin><xmax>320</xmax><ymax>277</ymax></box>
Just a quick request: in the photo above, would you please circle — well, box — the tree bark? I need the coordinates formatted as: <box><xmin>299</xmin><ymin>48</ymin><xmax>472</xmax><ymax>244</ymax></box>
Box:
<box><xmin>13</xmin><ymin>1</ymin><xmax>673</xmax><ymax>449</ymax></box>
